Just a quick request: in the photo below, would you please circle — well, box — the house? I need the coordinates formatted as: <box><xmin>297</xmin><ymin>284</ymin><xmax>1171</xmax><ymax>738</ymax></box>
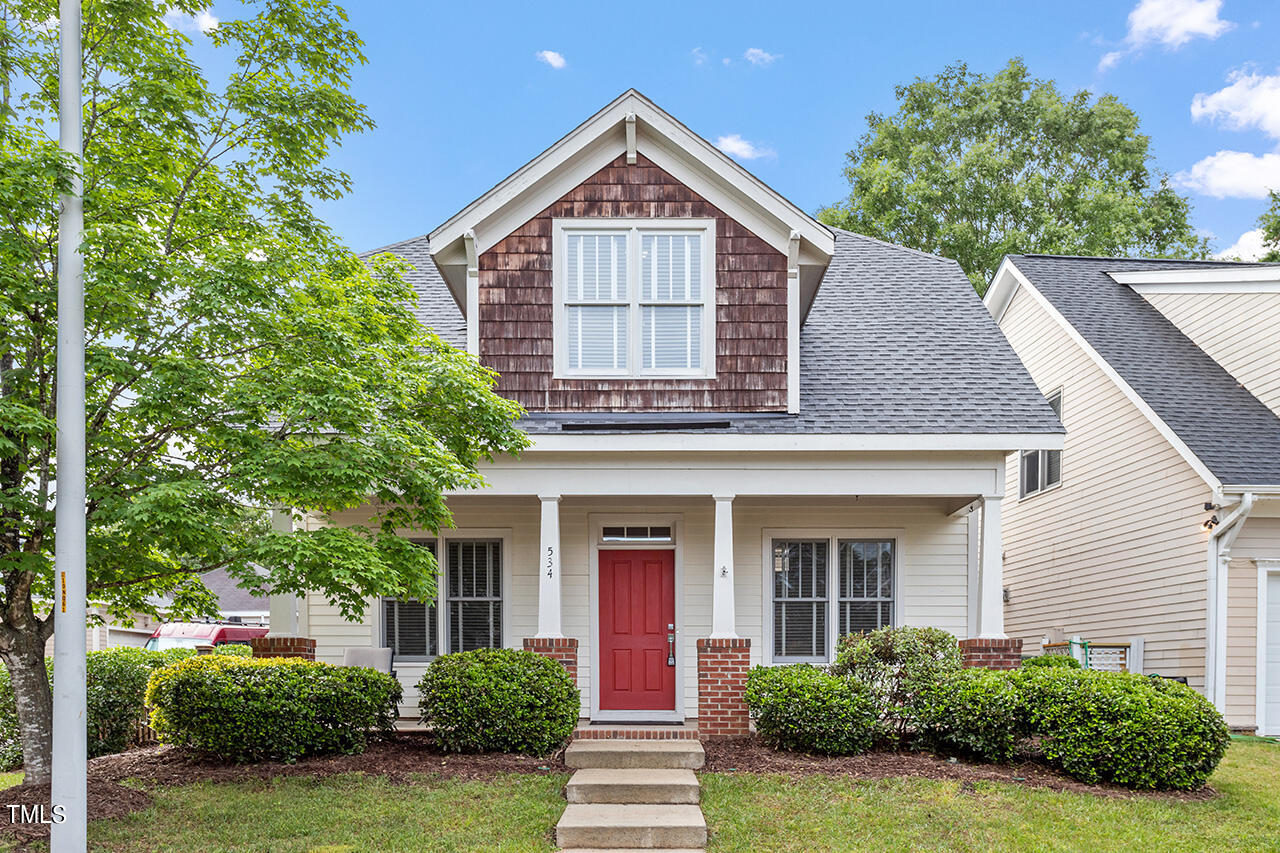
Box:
<box><xmin>262</xmin><ymin>91</ymin><xmax>1063</xmax><ymax>734</ymax></box>
<box><xmin>985</xmin><ymin>256</ymin><xmax>1280</xmax><ymax>734</ymax></box>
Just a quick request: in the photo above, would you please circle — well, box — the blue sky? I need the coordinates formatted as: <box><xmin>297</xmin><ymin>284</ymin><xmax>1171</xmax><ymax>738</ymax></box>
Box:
<box><xmin>181</xmin><ymin>0</ymin><xmax>1280</xmax><ymax>259</ymax></box>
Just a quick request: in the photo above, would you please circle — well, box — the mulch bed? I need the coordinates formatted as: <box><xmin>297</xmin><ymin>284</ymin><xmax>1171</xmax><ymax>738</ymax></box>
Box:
<box><xmin>701</xmin><ymin>736</ymin><xmax>1218</xmax><ymax>801</ymax></box>
<box><xmin>0</xmin><ymin>781</ymin><xmax>152</xmax><ymax>846</ymax></box>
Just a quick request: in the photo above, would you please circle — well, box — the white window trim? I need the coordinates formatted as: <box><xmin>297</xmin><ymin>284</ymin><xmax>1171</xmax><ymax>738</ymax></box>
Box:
<box><xmin>1019</xmin><ymin>387</ymin><xmax>1064</xmax><ymax>500</ymax></box>
<box><xmin>1256</xmin><ymin>559</ymin><xmax>1280</xmax><ymax>737</ymax></box>
<box><xmin>760</xmin><ymin>528</ymin><xmax>905</xmax><ymax>665</ymax></box>
<box><xmin>587</xmin><ymin>513</ymin><xmax>685</xmax><ymax>723</ymax></box>
<box><xmin>552</xmin><ymin>218</ymin><xmax>716</xmax><ymax>380</ymax></box>
<box><xmin>379</xmin><ymin>528</ymin><xmax>513</xmax><ymax>660</ymax></box>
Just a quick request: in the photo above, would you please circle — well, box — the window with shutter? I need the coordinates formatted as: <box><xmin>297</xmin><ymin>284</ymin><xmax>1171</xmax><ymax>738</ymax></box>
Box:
<box><xmin>554</xmin><ymin>220</ymin><xmax>714</xmax><ymax>378</ymax></box>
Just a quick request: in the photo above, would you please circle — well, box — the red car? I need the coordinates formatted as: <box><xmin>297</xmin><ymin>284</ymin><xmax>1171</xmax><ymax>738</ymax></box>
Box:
<box><xmin>144</xmin><ymin>622</ymin><xmax>269</xmax><ymax>651</ymax></box>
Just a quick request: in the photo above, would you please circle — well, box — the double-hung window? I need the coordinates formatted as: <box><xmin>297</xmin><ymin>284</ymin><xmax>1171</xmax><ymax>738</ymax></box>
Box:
<box><xmin>382</xmin><ymin>539</ymin><xmax>438</xmax><ymax>661</ymax></box>
<box><xmin>1020</xmin><ymin>389</ymin><xmax>1063</xmax><ymax>498</ymax></box>
<box><xmin>381</xmin><ymin>537</ymin><xmax>504</xmax><ymax>659</ymax></box>
<box><xmin>770</xmin><ymin>534</ymin><xmax>898</xmax><ymax>663</ymax></box>
<box><xmin>555</xmin><ymin>220</ymin><xmax>715</xmax><ymax>378</ymax></box>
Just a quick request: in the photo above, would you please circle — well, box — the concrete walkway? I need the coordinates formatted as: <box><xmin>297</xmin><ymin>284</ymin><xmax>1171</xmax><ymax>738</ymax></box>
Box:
<box><xmin>557</xmin><ymin>739</ymin><xmax>707</xmax><ymax>851</ymax></box>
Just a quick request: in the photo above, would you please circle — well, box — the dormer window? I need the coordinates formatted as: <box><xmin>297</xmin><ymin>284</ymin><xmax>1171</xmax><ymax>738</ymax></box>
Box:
<box><xmin>552</xmin><ymin>219</ymin><xmax>715</xmax><ymax>378</ymax></box>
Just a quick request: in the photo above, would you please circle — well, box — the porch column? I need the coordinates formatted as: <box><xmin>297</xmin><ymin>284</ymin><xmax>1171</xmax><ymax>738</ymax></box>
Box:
<box><xmin>536</xmin><ymin>494</ymin><xmax>563</xmax><ymax>637</ymax></box>
<box><xmin>977</xmin><ymin>496</ymin><xmax>1005</xmax><ymax>639</ymax></box>
<box><xmin>267</xmin><ymin>507</ymin><xmax>299</xmax><ymax>637</ymax></box>
<box><xmin>711</xmin><ymin>494</ymin><xmax>737</xmax><ymax>638</ymax></box>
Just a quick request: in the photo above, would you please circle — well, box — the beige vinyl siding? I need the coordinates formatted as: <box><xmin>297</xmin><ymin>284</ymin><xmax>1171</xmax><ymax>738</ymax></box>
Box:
<box><xmin>306</xmin><ymin>496</ymin><xmax>971</xmax><ymax>718</ymax></box>
<box><xmin>1141</xmin><ymin>292</ymin><xmax>1280</xmax><ymax>418</ymax></box>
<box><xmin>998</xmin><ymin>284</ymin><xmax>1213</xmax><ymax>688</ymax></box>
<box><xmin>1227</xmin><ymin>516</ymin><xmax>1280</xmax><ymax>727</ymax></box>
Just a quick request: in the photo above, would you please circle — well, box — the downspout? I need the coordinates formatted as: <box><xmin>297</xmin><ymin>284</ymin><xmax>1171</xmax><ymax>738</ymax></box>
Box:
<box><xmin>1207</xmin><ymin>492</ymin><xmax>1256</xmax><ymax>710</ymax></box>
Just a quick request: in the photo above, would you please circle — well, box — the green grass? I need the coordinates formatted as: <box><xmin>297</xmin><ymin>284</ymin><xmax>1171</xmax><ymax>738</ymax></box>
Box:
<box><xmin>75</xmin><ymin>773</ymin><xmax>568</xmax><ymax>853</ymax></box>
<box><xmin>0</xmin><ymin>773</ymin><xmax>20</xmax><ymax>791</ymax></box>
<box><xmin>701</xmin><ymin>741</ymin><xmax>1280</xmax><ymax>852</ymax></box>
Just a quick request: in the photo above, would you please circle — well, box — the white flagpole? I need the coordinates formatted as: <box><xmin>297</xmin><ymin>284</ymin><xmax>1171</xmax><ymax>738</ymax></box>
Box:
<box><xmin>51</xmin><ymin>0</ymin><xmax>87</xmax><ymax>849</ymax></box>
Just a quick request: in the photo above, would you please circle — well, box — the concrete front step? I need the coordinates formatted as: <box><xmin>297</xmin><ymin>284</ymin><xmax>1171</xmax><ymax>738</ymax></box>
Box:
<box><xmin>565</xmin><ymin>739</ymin><xmax>706</xmax><ymax>770</ymax></box>
<box><xmin>566</xmin><ymin>768</ymin><xmax>700</xmax><ymax>805</ymax></box>
<box><xmin>556</xmin><ymin>803</ymin><xmax>707</xmax><ymax>849</ymax></box>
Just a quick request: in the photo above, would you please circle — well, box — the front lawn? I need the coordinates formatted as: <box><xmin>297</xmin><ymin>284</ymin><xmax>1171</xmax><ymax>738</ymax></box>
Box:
<box><xmin>701</xmin><ymin>740</ymin><xmax>1280</xmax><ymax>852</ymax></box>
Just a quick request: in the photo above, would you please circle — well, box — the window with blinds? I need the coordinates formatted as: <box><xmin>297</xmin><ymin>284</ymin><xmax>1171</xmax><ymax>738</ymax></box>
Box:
<box><xmin>838</xmin><ymin>540</ymin><xmax>895</xmax><ymax>635</ymax></box>
<box><xmin>1020</xmin><ymin>389</ymin><xmax>1063</xmax><ymax>498</ymax></box>
<box><xmin>446</xmin><ymin>539</ymin><xmax>502</xmax><ymax>652</ymax></box>
<box><xmin>556</xmin><ymin>222</ymin><xmax>713</xmax><ymax>378</ymax></box>
<box><xmin>771</xmin><ymin>540</ymin><xmax>829</xmax><ymax>661</ymax></box>
<box><xmin>382</xmin><ymin>539</ymin><xmax>437</xmax><ymax>661</ymax></box>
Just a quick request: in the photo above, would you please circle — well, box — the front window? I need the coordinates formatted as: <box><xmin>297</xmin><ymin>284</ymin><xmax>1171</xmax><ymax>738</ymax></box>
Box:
<box><xmin>446</xmin><ymin>540</ymin><xmax>502</xmax><ymax>652</ymax></box>
<box><xmin>1021</xmin><ymin>389</ymin><xmax>1063</xmax><ymax>498</ymax></box>
<box><xmin>382</xmin><ymin>539</ymin><xmax>438</xmax><ymax>661</ymax></box>
<box><xmin>555</xmin><ymin>220</ymin><xmax>715</xmax><ymax>378</ymax></box>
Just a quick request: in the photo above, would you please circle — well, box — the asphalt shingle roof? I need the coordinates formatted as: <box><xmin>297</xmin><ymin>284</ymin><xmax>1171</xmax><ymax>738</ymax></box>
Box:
<box><xmin>365</xmin><ymin>230</ymin><xmax>1063</xmax><ymax>437</ymax></box>
<box><xmin>1008</xmin><ymin>255</ymin><xmax>1280</xmax><ymax>486</ymax></box>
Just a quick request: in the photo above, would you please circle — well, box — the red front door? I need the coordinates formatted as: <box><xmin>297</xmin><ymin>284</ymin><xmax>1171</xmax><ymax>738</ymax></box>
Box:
<box><xmin>599</xmin><ymin>549</ymin><xmax>676</xmax><ymax>713</ymax></box>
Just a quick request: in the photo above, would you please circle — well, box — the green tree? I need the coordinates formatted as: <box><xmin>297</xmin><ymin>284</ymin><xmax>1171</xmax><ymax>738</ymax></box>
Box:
<box><xmin>820</xmin><ymin>59</ymin><xmax>1208</xmax><ymax>293</ymax></box>
<box><xmin>0</xmin><ymin>0</ymin><xmax>527</xmax><ymax>783</ymax></box>
<box><xmin>1257</xmin><ymin>190</ymin><xmax>1280</xmax><ymax>262</ymax></box>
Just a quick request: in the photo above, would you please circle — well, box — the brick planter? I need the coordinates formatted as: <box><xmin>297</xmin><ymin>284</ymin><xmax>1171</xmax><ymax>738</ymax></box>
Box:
<box><xmin>523</xmin><ymin>637</ymin><xmax>579</xmax><ymax>682</ymax></box>
<box><xmin>697</xmin><ymin>637</ymin><xmax>750</xmax><ymax>737</ymax></box>
<box><xmin>249</xmin><ymin>636</ymin><xmax>316</xmax><ymax>660</ymax></box>
<box><xmin>958</xmin><ymin>637</ymin><xmax>1022</xmax><ymax>670</ymax></box>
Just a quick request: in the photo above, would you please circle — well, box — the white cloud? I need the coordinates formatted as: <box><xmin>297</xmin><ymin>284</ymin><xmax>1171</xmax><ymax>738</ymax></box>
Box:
<box><xmin>1191</xmin><ymin>68</ymin><xmax>1280</xmax><ymax>140</ymax></box>
<box><xmin>163</xmin><ymin>7</ymin><xmax>218</xmax><ymax>34</ymax></box>
<box><xmin>535</xmin><ymin>50</ymin><xmax>566</xmax><ymax>70</ymax></box>
<box><xmin>716</xmin><ymin>134</ymin><xmax>775</xmax><ymax>161</ymax></box>
<box><xmin>743</xmin><ymin>48</ymin><xmax>780</xmax><ymax>67</ymax></box>
<box><xmin>1098</xmin><ymin>0</ymin><xmax>1232</xmax><ymax>70</ymax></box>
<box><xmin>691</xmin><ymin>47</ymin><xmax>707</xmax><ymax>66</ymax></box>
<box><xmin>1214</xmin><ymin>228</ymin><xmax>1269</xmax><ymax>260</ymax></box>
<box><xmin>1175</xmin><ymin>150</ymin><xmax>1280</xmax><ymax>199</ymax></box>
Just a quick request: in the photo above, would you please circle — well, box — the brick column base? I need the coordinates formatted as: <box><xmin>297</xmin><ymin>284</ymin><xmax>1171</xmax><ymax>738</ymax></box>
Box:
<box><xmin>523</xmin><ymin>637</ymin><xmax>579</xmax><ymax>682</ymax></box>
<box><xmin>250</xmin><ymin>636</ymin><xmax>316</xmax><ymax>660</ymax></box>
<box><xmin>959</xmin><ymin>637</ymin><xmax>1022</xmax><ymax>670</ymax></box>
<box><xmin>697</xmin><ymin>637</ymin><xmax>751</xmax><ymax>738</ymax></box>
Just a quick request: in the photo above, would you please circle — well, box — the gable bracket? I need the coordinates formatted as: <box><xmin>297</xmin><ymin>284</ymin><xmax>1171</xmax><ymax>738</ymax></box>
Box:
<box><xmin>625</xmin><ymin>113</ymin><xmax>637</xmax><ymax>165</ymax></box>
<box><xmin>787</xmin><ymin>230</ymin><xmax>801</xmax><ymax>414</ymax></box>
<box><xmin>463</xmin><ymin>229</ymin><xmax>479</xmax><ymax>355</ymax></box>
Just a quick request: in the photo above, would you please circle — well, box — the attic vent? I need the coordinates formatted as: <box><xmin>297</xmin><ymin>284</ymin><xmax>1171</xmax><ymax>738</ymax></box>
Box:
<box><xmin>601</xmin><ymin>526</ymin><xmax>673</xmax><ymax>543</ymax></box>
<box><xmin>560</xmin><ymin>420</ymin><xmax>731</xmax><ymax>432</ymax></box>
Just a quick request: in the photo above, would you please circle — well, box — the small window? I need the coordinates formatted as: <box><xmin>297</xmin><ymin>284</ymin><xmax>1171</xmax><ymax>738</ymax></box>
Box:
<box><xmin>382</xmin><ymin>539</ymin><xmax>438</xmax><ymax>661</ymax></box>
<box><xmin>1021</xmin><ymin>389</ymin><xmax>1063</xmax><ymax>498</ymax></box>
<box><xmin>601</xmin><ymin>525</ymin><xmax>673</xmax><ymax>543</ymax></box>
<box><xmin>772</xmin><ymin>540</ymin><xmax>829</xmax><ymax>661</ymax></box>
<box><xmin>447</xmin><ymin>540</ymin><xmax>502</xmax><ymax>652</ymax></box>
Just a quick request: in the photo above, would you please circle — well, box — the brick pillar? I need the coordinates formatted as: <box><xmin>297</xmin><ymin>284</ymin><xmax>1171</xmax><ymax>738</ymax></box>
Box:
<box><xmin>523</xmin><ymin>637</ymin><xmax>579</xmax><ymax>682</ymax></box>
<box><xmin>697</xmin><ymin>637</ymin><xmax>750</xmax><ymax>738</ymax></box>
<box><xmin>250</xmin><ymin>636</ymin><xmax>316</xmax><ymax>660</ymax></box>
<box><xmin>959</xmin><ymin>637</ymin><xmax>1022</xmax><ymax>670</ymax></box>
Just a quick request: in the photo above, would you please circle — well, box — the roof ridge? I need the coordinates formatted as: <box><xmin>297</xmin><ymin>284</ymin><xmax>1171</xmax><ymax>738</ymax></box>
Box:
<box><xmin>830</xmin><ymin>228</ymin><xmax>956</xmax><ymax>263</ymax></box>
<box><xmin>359</xmin><ymin>233</ymin><xmax>430</xmax><ymax>258</ymax></box>
<box><xmin>1013</xmin><ymin>253</ymin><xmax>1269</xmax><ymax>265</ymax></box>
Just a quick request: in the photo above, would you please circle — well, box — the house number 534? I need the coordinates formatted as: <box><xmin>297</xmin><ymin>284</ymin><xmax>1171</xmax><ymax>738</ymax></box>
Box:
<box><xmin>545</xmin><ymin>546</ymin><xmax>555</xmax><ymax>579</ymax></box>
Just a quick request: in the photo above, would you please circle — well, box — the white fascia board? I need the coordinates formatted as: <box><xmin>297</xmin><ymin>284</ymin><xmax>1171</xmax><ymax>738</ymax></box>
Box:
<box><xmin>997</xmin><ymin>259</ymin><xmax>1224</xmax><ymax>493</ymax></box>
<box><xmin>1109</xmin><ymin>267</ymin><xmax>1280</xmax><ymax>291</ymax></box>
<box><xmin>521</xmin><ymin>432</ymin><xmax>1063</xmax><ymax>453</ymax></box>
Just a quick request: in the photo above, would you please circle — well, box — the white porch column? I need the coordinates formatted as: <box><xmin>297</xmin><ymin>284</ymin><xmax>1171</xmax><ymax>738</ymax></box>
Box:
<box><xmin>267</xmin><ymin>507</ymin><xmax>300</xmax><ymax>637</ymax></box>
<box><xmin>711</xmin><ymin>495</ymin><xmax>737</xmax><ymax>639</ymax></box>
<box><xmin>977</xmin><ymin>496</ymin><xmax>1006</xmax><ymax>639</ymax></box>
<box><xmin>536</xmin><ymin>495</ymin><xmax>563</xmax><ymax>638</ymax></box>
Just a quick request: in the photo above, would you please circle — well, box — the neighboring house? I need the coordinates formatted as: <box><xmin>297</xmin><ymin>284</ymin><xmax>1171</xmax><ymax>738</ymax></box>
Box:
<box><xmin>274</xmin><ymin>91</ymin><xmax>1062</xmax><ymax>732</ymax></box>
<box><xmin>985</xmin><ymin>256</ymin><xmax>1280</xmax><ymax>734</ymax></box>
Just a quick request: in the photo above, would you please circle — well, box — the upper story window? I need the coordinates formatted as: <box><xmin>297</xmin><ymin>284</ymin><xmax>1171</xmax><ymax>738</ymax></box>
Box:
<box><xmin>1021</xmin><ymin>389</ymin><xmax>1063</xmax><ymax>498</ymax></box>
<box><xmin>553</xmin><ymin>219</ymin><xmax>716</xmax><ymax>378</ymax></box>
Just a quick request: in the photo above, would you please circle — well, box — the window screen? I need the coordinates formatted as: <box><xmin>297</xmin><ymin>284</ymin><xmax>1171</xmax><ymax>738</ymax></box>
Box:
<box><xmin>771</xmin><ymin>540</ymin><xmax>829</xmax><ymax>660</ymax></box>
<box><xmin>447</xmin><ymin>540</ymin><xmax>502</xmax><ymax>652</ymax></box>
<box><xmin>382</xmin><ymin>539</ymin><xmax>437</xmax><ymax>660</ymax></box>
<box><xmin>640</xmin><ymin>233</ymin><xmax>703</xmax><ymax>370</ymax></box>
<box><xmin>838</xmin><ymin>540</ymin><xmax>895</xmax><ymax>636</ymax></box>
<box><xmin>565</xmin><ymin>232</ymin><xmax>628</xmax><ymax>371</ymax></box>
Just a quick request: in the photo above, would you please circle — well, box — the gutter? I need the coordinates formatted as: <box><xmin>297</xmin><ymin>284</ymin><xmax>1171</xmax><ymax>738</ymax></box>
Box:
<box><xmin>1206</xmin><ymin>492</ymin><xmax>1256</xmax><ymax>710</ymax></box>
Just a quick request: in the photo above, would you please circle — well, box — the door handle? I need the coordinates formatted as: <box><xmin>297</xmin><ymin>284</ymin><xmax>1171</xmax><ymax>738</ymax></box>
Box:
<box><xmin>667</xmin><ymin>632</ymin><xmax>676</xmax><ymax>667</ymax></box>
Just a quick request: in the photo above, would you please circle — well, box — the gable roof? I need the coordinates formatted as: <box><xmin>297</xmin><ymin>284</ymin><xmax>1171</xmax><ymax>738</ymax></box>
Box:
<box><xmin>995</xmin><ymin>254</ymin><xmax>1280</xmax><ymax>487</ymax></box>
<box><xmin>368</xmin><ymin>229</ymin><xmax>1064</xmax><ymax>439</ymax></box>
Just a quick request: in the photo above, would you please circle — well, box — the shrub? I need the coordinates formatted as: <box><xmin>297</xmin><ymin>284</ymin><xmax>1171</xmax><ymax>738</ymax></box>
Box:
<box><xmin>916</xmin><ymin>668</ymin><xmax>1024</xmax><ymax>762</ymax></box>
<box><xmin>744</xmin><ymin>665</ymin><xmax>877</xmax><ymax>755</ymax></box>
<box><xmin>212</xmin><ymin>643</ymin><xmax>253</xmax><ymax>658</ymax></box>
<box><xmin>831</xmin><ymin>626</ymin><xmax>962</xmax><ymax>741</ymax></box>
<box><xmin>417</xmin><ymin>649</ymin><xmax>578</xmax><ymax>754</ymax></box>
<box><xmin>146</xmin><ymin>655</ymin><xmax>401</xmax><ymax>762</ymax></box>
<box><xmin>1015</xmin><ymin>668</ymin><xmax>1229</xmax><ymax>790</ymax></box>
<box><xmin>1021</xmin><ymin>654</ymin><xmax>1080</xmax><ymax>669</ymax></box>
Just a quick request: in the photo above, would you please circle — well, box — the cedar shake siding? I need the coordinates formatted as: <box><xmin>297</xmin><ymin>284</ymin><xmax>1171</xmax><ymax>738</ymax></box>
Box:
<box><xmin>478</xmin><ymin>154</ymin><xmax>788</xmax><ymax>412</ymax></box>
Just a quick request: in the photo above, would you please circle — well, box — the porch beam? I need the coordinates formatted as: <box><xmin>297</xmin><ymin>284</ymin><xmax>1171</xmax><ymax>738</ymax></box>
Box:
<box><xmin>976</xmin><ymin>496</ymin><xmax>1005</xmax><ymax>639</ymax></box>
<box><xmin>536</xmin><ymin>494</ymin><xmax>563</xmax><ymax>637</ymax></box>
<box><xmin>711</xmin><ymin>495</ymin><xmax>737</xmax><ymax>638</ymax></box>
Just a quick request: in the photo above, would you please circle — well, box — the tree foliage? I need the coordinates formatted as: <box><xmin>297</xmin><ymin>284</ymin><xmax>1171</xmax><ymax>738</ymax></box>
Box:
<box><xmin>820</xmin><ymin>59</ymin><xmax>1208</xmax><ymax>293</ymax></box>
<box><xmin>0</xmin><ymin>0</ymin><xmax>527</xmax><ymax>782</ymax></box>
<box><xmin>1257</xmin><ymin>190</ymin><xmax>1280</xmax><ymax>262</ymax></box>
